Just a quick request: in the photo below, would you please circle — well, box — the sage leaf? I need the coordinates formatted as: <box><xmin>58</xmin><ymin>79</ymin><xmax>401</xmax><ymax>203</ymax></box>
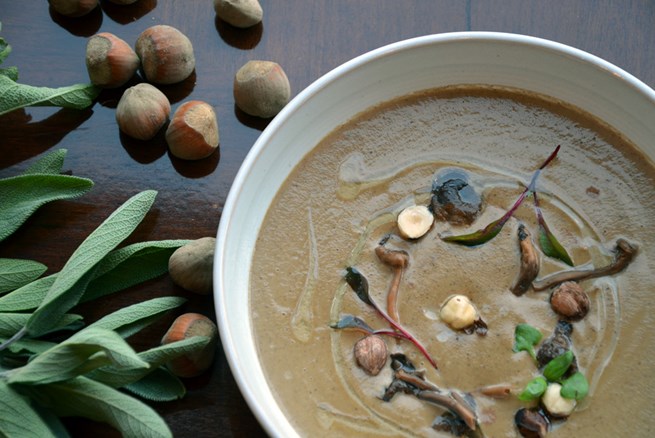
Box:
<box><xmin>87</xmin><ymin>336</ymin><xmax>210</xmax><ymax>388</ymax></box>
<box><xmin>0</xmin><ymin>380</ymin><xmax>56</xmax><ymax>438</ymax></box>
<box><xmin>7</xmin><ymin>327</ymin><xmax>148</xmax><ymax>385</ymax></box>
<box><xmin>26</xmin><ymin>190</ymin><xmax>157</xmax><ymax>337</ymax></box>
<box><xmin>560</xmin><ymin>371</ymin><xmax>589</xmax><ymax>400</ymax></box>
<box><xmin>0</xmin><ymin>66</ymin><xmax>18</xmax><ymax>81</ymax></box>
<box><xmin>81</xmin><ymin>239</ymin><xmax>190</xmax><ymax>303</ymax></box>
<box><xmin>123</xmin><ymin>367</ymin><xmax>186</xmax><ymax>402</ymax></box>
<box><xmin>1</xmin><ymin>338</ymin><xmax>55</xmax><ymax>356</ymax></box>
<box><xmin>22</xmin><ymin>149</ymin><xmax>67</xmax><ymax>175</ymax></box>
<box><xmin>28</xmin><ymin>377</ymin><xmax>172</xmax><ymax>438</ymax></box>
<box><xmin>0</xmin><ymin>313</ymin><xmax>81</xmax><ymax>338</ymax></box>
<box><xmin>513</xmin><ymin>323</ymin><xmax>542</xmax><ymax>361</ymax></box>
<box><xmin>0</xmin><ymin>173</ymin><xmax>94</xmax><ymax>243</ymax></box>
<box><xmin>0</xmin><ymin>274</ymin><xmax>55</xmax><ymax>312</ymax></box>
<box><xmin>534</xmin><ymin>192</ymin><xmax>574</xmax><ymax>266</ymax></box>
<box><xmin>31</xmin><ymin>405</ymin><xmax>71</xmax><ymax>438</ymax></box>
<box><xmin>88</xmin><ymin>296</ymin><xmax>187</xmax><ymax>339</ymax></box>
<box><xmin>543</xmin><ymin>350</ymin><xmax>574</xmax><ymax>382</ymax></box>
<box><xmin>344</xmin><ymin>267</ymin><xmax>373</xmax><ymax>306</ymax></box>
<box><xmin>0</xmin><ymin>36</ymin><xmax>10</xmax><ymax>64</ymax></box>
<box><xmin>0</xmin><ymin>258</ymin><xmax>47</xmax><ymax>294</ymax></box>
<box><xmin>518</xmin><ymin>376</ymin><xmax>547</xmax><ymax>401</ymax></box>
<box><xmin>330</xmin><ymin>315</ymin><xmax>375</xmax><ymax>334</ymax></box>
<box><xmin>0</xmin><ymin>75</ymin><xmax>100</xmax><ymax>116</ymax></box>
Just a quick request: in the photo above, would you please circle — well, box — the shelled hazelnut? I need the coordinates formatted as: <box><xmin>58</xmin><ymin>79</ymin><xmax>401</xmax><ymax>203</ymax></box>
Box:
<box><xmin>550</xmin><ymin>282</ymin><xmax>590</xmax><ymax>321</ymax></box>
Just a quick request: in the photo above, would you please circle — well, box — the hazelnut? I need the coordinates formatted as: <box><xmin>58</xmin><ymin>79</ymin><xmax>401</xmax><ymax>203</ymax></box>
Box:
<box><xmin>161</xmin><ymin>313</ymin><xmax>219</xmax><ymax>378</ymax></box>
<box><xmin>354</xmin><ymin>335</ymin><xmax>387</xmax><ymax>376</ymax></box>
<box><xmin>440</xmin><ymin>294</ymin><xmax>478</xmax><ymax>330</ymax></box>
<box><xmin>135</xmin><ymin>25</ymin><xmax>195</xmax><ymax>84</ymax></box>
<box><xmin>168</xmin><ymin>237</ymin><xmax>216</xmax><ymax>294</ymax></box>
<box><xmin>214</xmin><ymin>0</ymin><xmax>263</xmax><ymax>28</ymax></box>
<box><xmin>397</xmin><ymin>205</ymin><xmax>434</xmax><ymax>239</ymax></box>
<box><xmin>166</xmin><ymin>101</ymin><xmax>219</xmax><ymax>160</ymax></box>
<box><xmin>234</xmin><ymin>60</ymin><xmax>291</xmax><ymax>118</ymax></box>
<box><xmin>550</xmin><ymin>282</ymin><xmax>590</xmax><ymax>321</ymax></box>
<box><xmin>541</xmin><ymin>383</ymin><xmax>576</xmax><ymax>417</ymax></box>
<box><xmin>115</xmin><ymin>83</ymin><xmax>171</xmax><ymax>140</ymax></box>
<box><xmin>49</xmin><ymin>0</ymin><xmax>99</xmax><ymax>17</ymax></box>
<box><xmin>86</xmin><ymin>32</ymin><xmax>140</xmax><ymax>88</ymax></box>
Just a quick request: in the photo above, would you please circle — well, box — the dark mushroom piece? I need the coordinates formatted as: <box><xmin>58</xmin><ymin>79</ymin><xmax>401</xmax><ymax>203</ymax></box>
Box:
<box><xmin>375</xmin><ymin>236</ymin><xmax>409</xmax><ymax>323</ymax></box>
<box><xmin>515</xmin><ymin>407</ymin><xmax>550</xmax><ymax>438</ymax></box>
<box><xmin>431</xmin><ymin>168</ymin><xmax>483</xmax><ymax>226</ymax></box>
<box><xmin>536</xmin><ymin>320</ymin><xmax>577</xmax><ymax>373</ymax></box>
<box><xmin>532</xmin><ymin>238</ymin><xmax>638</xmax><ymax>291</ymax></box>
<box><xmin>511</xmin><ymin>224</ymin><xmax>540</xmax><ymax>296</ymax></box>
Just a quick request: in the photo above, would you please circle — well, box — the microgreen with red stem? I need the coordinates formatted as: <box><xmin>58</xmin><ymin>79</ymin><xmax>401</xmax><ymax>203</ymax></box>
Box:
<box><xmin>340</xmin><ymin>267</ymin><xmax>438</xmax><ymax>369</ymax></box>
<box><xmin>533</xmin><ymin>192</ymin><xmax>574</xmax><ymax>266</ymax></box>
<box><xmin>442</xmin><ymin>146</ymin><xmax>561</xmax><ymax>246</ymax></box>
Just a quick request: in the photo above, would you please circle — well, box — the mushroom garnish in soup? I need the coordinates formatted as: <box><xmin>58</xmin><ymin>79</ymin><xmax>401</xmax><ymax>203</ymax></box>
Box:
<box><xmin>250</xmin><ymin>86</ymin><xmax>655</xmax><ymax>437</ymax></box>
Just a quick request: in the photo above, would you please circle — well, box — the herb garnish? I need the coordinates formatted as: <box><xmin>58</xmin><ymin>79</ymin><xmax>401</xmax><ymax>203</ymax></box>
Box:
<box><xmin>513</xmin><ymin>323</ymin><xmax>542</xmax><ymax>361</ymax></box>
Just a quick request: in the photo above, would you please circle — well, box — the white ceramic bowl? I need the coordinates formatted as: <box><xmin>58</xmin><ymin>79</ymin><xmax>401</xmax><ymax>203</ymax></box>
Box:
<box><xmin>214</xmin><ymin>32</ymin><xmax>655</xmax><ymax>437</ymax></box>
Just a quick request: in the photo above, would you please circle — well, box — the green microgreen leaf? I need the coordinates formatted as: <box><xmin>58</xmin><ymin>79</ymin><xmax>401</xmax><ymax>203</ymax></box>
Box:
<box><xmin>0</xmin><ymin>380</ymin><xmax>57</xmax><ymax>438</ymax></box>
<box><xmin>87</xmin><ymin>296</ymin><xmax>187</xmax><ymax>339</ymax></box>
<box><xmin>0</xmin><ymin>75</ymin><xmax>100</xmax><ymax>116</ymax></box>
<box><xmin>0</xmin><ymin>36</ymin><xmax>11</xmax><ymax>64</ymax></box>
<box><xmin>560</xmin><ymin>371</ymin><xmax>589</xmax><ymax>400</ymax></box>
<box><xmin>442</xmin><ymin>146</ymin><xmax>560</xmax><ymax>247</ymax></box>
<box><xmin>24</xmin><ymin>190</ymin><xmax>157</xmax><ymax>338</ymax></box>
<box><xmin>513</xmin><ymin>323</ymin><xmax>543</xmax><ymax>361</ymax></box>
<box><xmin>517</xmin><ymin>376</ymin><xmax>548</xmax><ymax>401</ymax></box>
<box><xmin>543</xmin><ymin>350</ymin><xmax>575</xmax><ymax>382</ymax></box>
<box><xmin>0</xmin><ymin>258</ymin><xmax>47</xmax><ymax>294</ymax></box>
<box><xmin>6</xmin><ymin>327</ymin><xmax>148</xmax><ymax>385</ymax></box>
<box><xmin>0</xmin><ymin>173</ymin><xmax>94</xmax><ymax>243</ymax></box>
<box><xmin>123</xmin><ymin>367</ymin><xmax>186</xmax><ymax>402</ymax></box>
<box><xmin>87</xmin><ymin>336</ymin><xmax>210</xmax><ymax>388</ymax></box>
<box><xmin>22</xmin><ymin>149</ymin><xmax>67</xmax><ymax>175</ymax></box>
<box><xmin>330</xmin><ymin>315</ymin><xmax>375</xmax><ymax>334</ymax></box>
<box><xmin>344</xmin><ymin>267</ymin><xmax>372</xmax><ymax>306</ymax></box>
<box><xmin>0</xmin><ymin>66</ymin><xmax>18</xmax><ymax>81</ymax></box>
<box><xmin>534</xmin><ymin>192</ymin><xmax>574</xmax><ymax>266</ymax></box>
<box><xmin>27</xmin><ymin>377</ymin><xmax>173</xmax><ymax>438</ymax></box>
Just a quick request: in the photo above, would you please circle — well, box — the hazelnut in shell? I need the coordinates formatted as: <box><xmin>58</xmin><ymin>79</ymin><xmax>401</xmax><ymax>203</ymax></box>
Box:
<box><xmin>550</xmin><ymin>281</ymin><xmax>590</xmax><ymax>321</ymax></box>
<box><xmin>234</xmin><ymin>60</ymin><xmax>291</xmax><ymax>118</ymax></box>
<box><xmin>135</xmin><ymin>25</ymin><xmax>196</xmax><ymax>85</ymax></box>
<box><xmin>214</xmin><ymin>0</ymin><xmax>263</xmax><ymax>28</ymax></box>
<box><xmin>86</xmin><ymin>32</ymin><xmax>140</xmax><ymax>88</ymax></box>
<box><xmin>166</xmin><ymin>101</ymin><xmax>219</xmax><ymax>160</ymax></box>
<box><xmin>354</xmin><ymin>335</ymin><xmax>388</xmax><ymax>376</ymax></box>
<box><xmin>49</xmin><ymin>0</ymin><xmax>99</xmax><ymax>17</ymax></box>
<box><xmin>169</xmin><ymin>237</ymin><xmax>216</xmax><ymax>294</ymax></box>
<box><xmin>115</xmin><ymin>83</ymin><xmax>171</xmax><ymax>140</ymax></box>
<box><xmin>161</xmin><ymin>313</ymin><xmax>219</xmax><ymax>378</ymax></box>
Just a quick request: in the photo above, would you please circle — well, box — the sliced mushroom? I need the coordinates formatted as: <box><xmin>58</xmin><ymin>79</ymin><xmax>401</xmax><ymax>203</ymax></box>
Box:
<box><xmin>510</xmin><ymin>224</ymin><xmax>540</xmax><ymax>296</ymax></box>
<box><xmin>375</xmin><ymin>237</ymin><xmax>409</xmax><ymax>323</ymax></box>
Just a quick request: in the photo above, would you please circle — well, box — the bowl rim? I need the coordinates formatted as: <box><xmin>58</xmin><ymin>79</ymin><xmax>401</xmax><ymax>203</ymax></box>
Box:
<box><xmin>214</xmin><ymin>31</ymin><xmax>655</xmax><ymax>437</ymax></box>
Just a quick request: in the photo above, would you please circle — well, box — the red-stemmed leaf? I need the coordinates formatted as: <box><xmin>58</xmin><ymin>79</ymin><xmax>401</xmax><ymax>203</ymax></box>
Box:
<box><xmin>534</xmin><ymin>192</ymin><xmax>574</xmax><ymax>266</ymax></box>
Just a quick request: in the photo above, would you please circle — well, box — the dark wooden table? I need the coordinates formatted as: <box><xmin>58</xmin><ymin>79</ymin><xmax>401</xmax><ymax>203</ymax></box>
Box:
<box><xmin>1</xmin><ymin>1</ymin><xmax>652</xmax><ymax>436</ymax></box>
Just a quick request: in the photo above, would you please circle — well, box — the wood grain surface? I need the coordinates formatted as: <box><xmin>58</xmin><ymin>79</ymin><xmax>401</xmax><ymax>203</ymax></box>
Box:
<box><xmin>0</xmin><ymin>1</ymin><xmax>652</xmax><ymax>436</ymax></box>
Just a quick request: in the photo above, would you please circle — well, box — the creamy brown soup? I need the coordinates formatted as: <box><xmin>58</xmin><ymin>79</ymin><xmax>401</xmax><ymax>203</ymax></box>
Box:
<box><xmin>249</xmin><ymin>86</ymin><xmax>655</xmax><ymax>437</ymax></box>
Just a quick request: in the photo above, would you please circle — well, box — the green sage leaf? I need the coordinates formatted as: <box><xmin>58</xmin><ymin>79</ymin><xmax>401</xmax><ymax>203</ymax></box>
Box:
<box><xmin>0</xmin><ymin>36</ymin><xmax>11</xmax><ymax>64</ymax></box>
<box><xmin>560</xmin><ymin>371</ymin><xmax>589</xmax><ymax>400</ymax></box>
<box><xmin>543</xmin><ymin>350</ymin><xmax>574</xmax><ymax>382</ymax></box>
<box><xmin>513</xmin><ymin>323</ymin><xmax>543</xmax><ymax>360</ymax></box>
<box><xmin>0</xmin><ymin>66</ymin><xmax>18</xmax><ymax>81</ymax></box>
<box><xmin>517</xmin><ymin>376</ymin><xmax>547</xmax><ymax>401</ymax></box>
<box><xmin>0</xmin><ymin>380</ymin><xmax>56</xmax><ymax>438</ymax></box>
<box><xmin>0</xmin><ymin>313</ymin><xmax>81</xmax><ymax>338</ymax></box>
<box><xmin>26</xmin><ymin>190</ymin><xmax>157</xmax><ymax>337</ymax></box>
<box><xmin>123</xmin><ymin>367</ymin><xmax>186</xmax><ymax>402</ymax></box>
<box><xmin>0</xmin><ymin>173</ymin><xmax>94</xmax><ymax>243</ymax></box>
<box><xmin>22</xmin><ymin>149</ymin><xmax>67</xmax><ymax>175</ymax></box>
<box><xmin>87</xmin><ymin>336</ymin><xmax>210</xmax><ymax>388</ymax></box>
<box><xmin>1</xmin><ymin>337</ymin><xmax>55</xmax><ymax>356</ymax></box>
<box><xmin>28</xmin><ymin>377</ymin><xmax>172</xmax><ymax>438</ymax></box>
<box><xmin>7</xmin><ymin>327</ymin><xmax>148</xmax><ymax>385</ymax></box>
<box><xmin>0</xmin><ymin>258</ymin><xmax>47</xmax><ymax>294</ymax></box>
<box><xmin>0</xmin><ymin>274</ymin><xmax>55</xmax><ymax>312</ymax></box>
<box><xmin>0</xmin><ymin>75</ymin><xmax>100</xmax><ymax>116</ymax></box>
<box><xmin>88</xmin><ymin>296</ymin><xmax>187</xmax><ymax>339</ymax></box>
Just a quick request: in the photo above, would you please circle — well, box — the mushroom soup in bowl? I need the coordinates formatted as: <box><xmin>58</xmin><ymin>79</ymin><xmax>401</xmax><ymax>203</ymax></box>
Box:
<box><xmin>214</xmin><ymin>33</ymin><xmax>655</xmax><ymax>437</ymax></box>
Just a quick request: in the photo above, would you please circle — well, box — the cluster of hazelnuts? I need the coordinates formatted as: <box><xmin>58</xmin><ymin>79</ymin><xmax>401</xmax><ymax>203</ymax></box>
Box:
<box><xmin>80</xmin><ymin>0</ymin><xmax>290</xmax><ymax>160</ymax></box>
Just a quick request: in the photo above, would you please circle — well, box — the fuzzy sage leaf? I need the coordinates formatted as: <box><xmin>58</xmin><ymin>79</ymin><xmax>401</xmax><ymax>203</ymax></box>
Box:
<box><xmin>24</xmin><ymin>190</ymin><xmax>157</xmax><ymax>338</ymax></box>
<box><xmin>123</xmin><ymin>367</ymin><xmax>186</xmax><ymax>402</ymax></box>
<box><xmin>22</xmin><ymin>149</ymin><xmax>67</xmax><ymax>175</ymax></box>
<box><xmin>27</xmin><ymin>376</ymin><xmax>172</xmax><ymax>438</ymax></box>
<box><xmin>0</xmin><ymin>313</ymin><xmax>82</xmax><ymax>338</ymax></box>
<box><xmin>0</xmin><ymin>258</ymin><xmax>47</xmax><ymax>294</ymax></box>
<box><xmin>7</xmin><ymin>327</ymin><xmax>149</xmax><ymax>385</ymax></box>
<box><xmin>0</xmin><ymin>380</ymin><xmax>56</xmax><ymax>438</ymax></box>
<box><xmin>0</xmin><ymin>173</ymin><xmax>94</xmax><ymax>243</ymax></box>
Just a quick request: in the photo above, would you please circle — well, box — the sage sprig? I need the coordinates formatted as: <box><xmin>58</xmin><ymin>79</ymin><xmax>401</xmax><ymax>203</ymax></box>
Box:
<box><xmin>0</xmin><ymin>259</ymin><xmax>47</xmax><ymax>294</ymax></box>
<box><xmin>0</xmin><ymin>380</ymin><xmax>56</xmax><ymax>438</ymax></box>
